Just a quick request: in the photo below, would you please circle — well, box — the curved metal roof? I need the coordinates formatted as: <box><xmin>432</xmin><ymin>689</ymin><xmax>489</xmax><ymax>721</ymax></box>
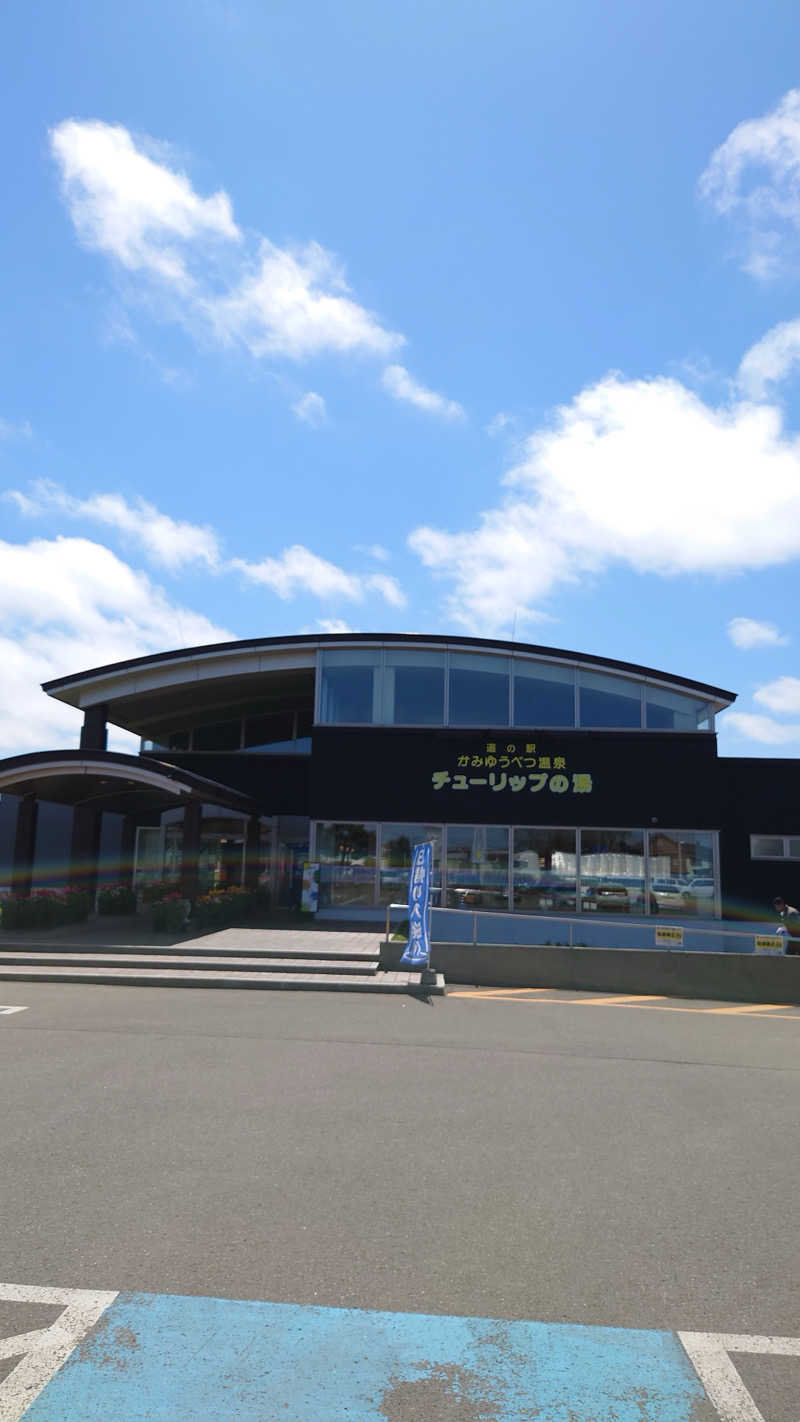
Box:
<box><xmin>0</xmin><ymin>750</ymin><xmax>261</xmax><ymax>815</ymax></box>
<box><xmin>41</xmin><ymin>632</ymin><xmax>736</xmax><ymax>707</ymax></box>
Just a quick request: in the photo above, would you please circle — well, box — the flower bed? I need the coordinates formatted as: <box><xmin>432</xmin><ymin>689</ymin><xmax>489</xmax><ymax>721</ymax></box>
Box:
<box><xmin>1</xmin><ymin>888</ymin><xmax>91</xmax><ymax>931</ymax></box>
<box><xmin>192</xmin><ymin>886</ymin><xmax>263</xmax><ymax>931</ymax></box>
<box><xmin>141</xmin><ymin>880</ymin><xmax>181</xmax><ymax>905</ymax></box>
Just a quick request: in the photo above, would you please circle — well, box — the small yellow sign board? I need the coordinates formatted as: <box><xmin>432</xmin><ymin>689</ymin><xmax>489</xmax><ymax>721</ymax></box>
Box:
<box><xmin>754</xmin><ymin>935</ymin><xmax>783</xmax><ymax>955</ymax></box>
<box><xmin>655</xmin><ymin>926</ymin><xmax>684</xmax><ymax>948</ymax></box>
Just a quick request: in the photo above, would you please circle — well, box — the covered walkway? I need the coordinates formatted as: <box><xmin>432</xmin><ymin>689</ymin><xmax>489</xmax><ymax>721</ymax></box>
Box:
<box><xmin>0</xmin><ymin>749</ymin><xmax>262</xmax><ymax>900</ymax></box>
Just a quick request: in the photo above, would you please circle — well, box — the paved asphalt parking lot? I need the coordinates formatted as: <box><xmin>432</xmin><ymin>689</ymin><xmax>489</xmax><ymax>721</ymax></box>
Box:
<box><xmin>0</xmin><ymin>982</ymin><xmax>798</xmax><ymax>1418</ymax></box>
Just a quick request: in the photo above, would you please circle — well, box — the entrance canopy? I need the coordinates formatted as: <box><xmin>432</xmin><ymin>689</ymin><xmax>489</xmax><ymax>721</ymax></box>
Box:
<box><xmin>0</xmin><ymin>749</ymin><xmax>261</xmax><ymax>818</ymax></box>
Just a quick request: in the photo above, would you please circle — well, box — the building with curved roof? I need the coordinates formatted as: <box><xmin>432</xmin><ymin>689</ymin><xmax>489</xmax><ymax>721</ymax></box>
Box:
<box><xmin>0</xmin><ymin>632</ymin><xmax>796</xmax><ymax>921</ymax></box>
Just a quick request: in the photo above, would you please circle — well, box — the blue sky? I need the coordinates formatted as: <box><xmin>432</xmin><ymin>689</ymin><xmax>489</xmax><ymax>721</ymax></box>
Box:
<box><xmin>1</xmin><ymin>0</ymin><xmax>800</xmax><ymax>755</ymax></box>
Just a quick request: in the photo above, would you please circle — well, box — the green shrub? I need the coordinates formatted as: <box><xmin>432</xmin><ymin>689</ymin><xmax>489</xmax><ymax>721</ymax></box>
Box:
<box><xmin>151</xmin><ymin>895</ymin><xmax>186</xmax><ymax>933</ymax></box>
<box><xmin>192</xmin><ymin>887</ymin><xmax>258</xmax><ymax>931</ymax></box>
<box><xmin>1</xmin><ymin>889</ymin><xmax>90</xmax><ymax>931</ymax></box>
<box><xmin>97</xmin><ymin>884</ymin><xmax>137</xmax><ymax>915</ymax></box>
<box><xmin>141</xmin><ymin>879</ymin><xmax>180</xmax><ymax>905</ymax></box>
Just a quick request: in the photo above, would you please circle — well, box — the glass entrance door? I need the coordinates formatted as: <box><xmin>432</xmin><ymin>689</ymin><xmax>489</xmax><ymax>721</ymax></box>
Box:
<box><xmin>197</xmin><ymin>818</ymin><xmax>246</xmax><ymax>893</ymax></box>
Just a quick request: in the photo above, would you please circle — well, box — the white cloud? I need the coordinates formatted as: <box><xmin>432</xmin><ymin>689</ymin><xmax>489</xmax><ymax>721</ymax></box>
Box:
<box><xmin>232</xmin><ymin>545</ymin><xmax>363</xmax><ymax>600</ymax></box>
<box><xmin>486</xmin><ymin>411</ymin><xmax>514</xmax><ymax>437</ymax></box>
<box><xmin>0</xmin><ymin>417</ymin><xmax>32</xmax><ymax>441</ymax></box>
<box><xmin>738</xmin><ymin>317</ymin><xmax>800</xmax><ymax>398</ymax></box>
<box><xmin>291</xmin><ymin>391</ymin><xmax>327</xmax><ymax>426</ymax></box>
<box><xmin>699</xmin><ymin>89</ymin><xmax>800</xmax><ymax>278</ymax></box>
<box><xmin>409</xmin><ymin>372</ymin><xmax>800</xmax><ymax>632</ymax></box>
<box><xmin>7</xmin><ymin>479</ymin><xmax>405</xmax><ymax>611</ymax></box>
<box><xmin>314</xmin><ymin>619</ymin><xmax>356</xmax><ymax>634</ymax></box>
<box><xmin>6</xmin><ymin>480</ymin><xmax>221</xmax><ymax>570</ymax></box>
<box><xmin>51</xmin><ymin>118</ymin><xmax>239</xmax><ymax>289</ymax></box>
<box><xmin>232</xmin><ymin>544</ymin><xmax>405</xmax><ymax>606</ymax></box>
<box><xmin>725</xmin><ymin>711</ymin><xmax>800</xmax><ymax>745</ymax></box>
<box><xmin>381</xmin><ymin>365</ymin><xmax>465</xmax><ymax>420</ymax></box>
<box><xmin>0</xmin><ymin>536</ymin><xmax>231</xmax><ymax>756</ymax></box>
<box><xmin>215</xmin><ymin>242</ymin><xmax>403</xmax><ymax>361</ymax></box>
<box><xmin>754</xmin><ymin>675</ymin><xmax>800</xmax><ymax>713</ymax></box>
<box><xmin>50</xmin><ymin>120</ymin><xmax>404</xmax><ymax>367</ymax></box>
<box><xmin>355</xmin><ymin>543</ymin><xmax>390</xmax><ymax>562</ymax></box>
<box><xmin>365</xmin><ymin>573</ymin><xmax>406</xmax><ymax>608</ymax></box>
<box><xmin>727</xmin><ymin>616</ymin><xmax>789</xmax><ymax>649</ymax></box>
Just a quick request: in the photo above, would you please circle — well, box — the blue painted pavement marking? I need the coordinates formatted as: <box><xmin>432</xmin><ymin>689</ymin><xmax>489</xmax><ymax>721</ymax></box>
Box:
<box><xmin>22</xmin><ymin>1293</ymin><xmax>711</xmax><ymax>1420</ymax></box>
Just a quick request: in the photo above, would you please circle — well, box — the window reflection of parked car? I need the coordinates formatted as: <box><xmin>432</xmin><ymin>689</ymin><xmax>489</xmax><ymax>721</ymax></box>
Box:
<box><xmin>513</xmin><ymin>881</ymin><xmax>576</xmax><ymax>912</ymax></box>
<box><xmin>651</xmin><ymin>878</ymin><xmax>688</xmax><ymax>911</ymax></box>
<box><xmin>686</xmin><ymin>876</ymin><xmax>714</xmax><ymax>899</ymax></box>
<box><xmin>449</xmin><ymin>886</ymin><xmax>509</xmax><ymax>909</ymax></box>
<box><xmin>583</xmin><ymin>880</ymin><xmax>656</xmax><ymax>914</ymax></box>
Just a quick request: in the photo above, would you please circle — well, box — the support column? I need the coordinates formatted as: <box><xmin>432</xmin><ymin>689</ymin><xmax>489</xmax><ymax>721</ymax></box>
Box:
<box><xmin>69</xmin><ymin>805</ymin><xmax>102</xmax><ymax>898</ymax></box>
<box><xmin>119</xmin><ymin>816</ymin><xmax>137</xmax><ymax>889</ymax></box>
<box><xmin>79</xmin><ymin>703</ymin><xmax>109</xmax><ymax>751</ymax></box>
<box><xmin>181</xmin><ymin>802</ymin><xmax>202</xmax><ymax>901</ymax></box>
<box><xmin>244</xmin><ymin>815</ymin><xmax>261</xmax><ymax>891</ymax></box>
<box><xmin>11</xmin><ymin>794</ymin><xmax>38</xmax><ymax>898</ymax></box>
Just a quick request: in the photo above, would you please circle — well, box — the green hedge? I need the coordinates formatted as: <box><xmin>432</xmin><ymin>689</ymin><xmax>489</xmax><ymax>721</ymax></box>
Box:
<box><xmin>191</xmin><ymin>887</ymin><xmax>266</xmax><ymax>931</ymax></box>
<box><xmin>97</xmin><ymin>884</ymin><xmax>137</xmax><ymax>915</ymax></box>
<box><xmin>1</xmin><ymin>890</ymin><xmax>91</xmax><ymax>931</ymax></box>
<box><xmin>151</xmin><ymin>895</ymin><xmax>187</xmax><ymax>933</ymax></box>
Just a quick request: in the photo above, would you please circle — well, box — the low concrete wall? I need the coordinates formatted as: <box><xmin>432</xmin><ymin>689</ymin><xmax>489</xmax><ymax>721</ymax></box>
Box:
<box><xmin>380</xmin><ymin>940</ymin><xmax>800</xmax><ymax>1004</ymax></box>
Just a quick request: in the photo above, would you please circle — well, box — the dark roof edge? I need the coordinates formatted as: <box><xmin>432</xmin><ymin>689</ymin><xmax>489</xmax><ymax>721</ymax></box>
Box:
<box><xmin>0</xmin><ymin>749</ymin><xmax>260</xmax><ymax>814</ymax></box>
<box><xmin>41</xmin><ymin>631</ymin><xmax>736</xmax><ymax>704</ymax></box>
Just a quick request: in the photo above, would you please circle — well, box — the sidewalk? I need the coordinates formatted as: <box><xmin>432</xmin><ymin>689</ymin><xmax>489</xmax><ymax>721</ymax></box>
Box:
<box><xmin>0</xmin><ymin>911</ymin><xmax>381</xmax><ymax>949</ymax></box>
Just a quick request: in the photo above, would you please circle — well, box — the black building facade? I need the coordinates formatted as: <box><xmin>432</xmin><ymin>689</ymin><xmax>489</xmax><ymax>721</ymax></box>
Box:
<box><xmin>1</xmin><ymin>633</ymin><xmax>798</xmax><ymax>921</ymax></box>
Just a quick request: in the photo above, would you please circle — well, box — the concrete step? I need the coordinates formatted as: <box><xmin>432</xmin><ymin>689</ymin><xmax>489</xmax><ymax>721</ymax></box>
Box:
<box><xmin>0</xmin><ymin>939</ymin><xmax>381</xmax><ymax>962</ymax></box>
<box><xmin>0</xmin><ymin>938</ymin><xmax>383</xmax><ymax>961</ymax></box>
<box><xmin>0</xmin><ymin>963</ymin><xmax>446</xmax><ymax>993</ymax></box>
<box><xmin>0</xmin><ymin>952</ymin><xmax>379</xmax><ymax>975</ymax></box>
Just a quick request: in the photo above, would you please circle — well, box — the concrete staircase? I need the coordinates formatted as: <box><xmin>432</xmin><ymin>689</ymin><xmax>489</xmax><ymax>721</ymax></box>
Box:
<box><xmin>0</xmin><ymin>928</ymin><xmax>446</xmax><ymax>995</ymax></box>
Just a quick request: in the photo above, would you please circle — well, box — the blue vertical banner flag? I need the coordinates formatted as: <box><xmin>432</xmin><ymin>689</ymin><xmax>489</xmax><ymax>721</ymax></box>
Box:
<box><xmin>400</xmin><ymin>841</ymin><xmax>432</xmax><ymax>967</ymax></box>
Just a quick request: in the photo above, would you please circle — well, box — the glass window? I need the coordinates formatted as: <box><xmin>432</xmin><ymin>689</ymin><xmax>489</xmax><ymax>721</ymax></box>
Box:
<box><xmin>646</xmin><ymin>686</ymin><xmax>711</xmax><ymax>731</ymax></box>
<box><xmin>512</xmin><ymin>827</ymin><xmax>577</xmax><ymax>912</ymax></box>
<box><xmin>578</xmin><ymin>671</ymin><xmax>642</xmax><ymax>728</ymax></box>
<box><xmin>750</xmin><ymin>836</ymin><xmax>785</xmax><ymax>859</ymax></box>
<box><xmin>648</xmin><ymin>830</ymin><xmax>716</xmax><ymax>916</ymax></box>
<box><xmin>789</xmin><ymin>838</ymin><xmax>800</xmax><ymax>859</ymax></box>
<box><xmin>379</xmin><ymin>824</ymin><xmax>443</xmax><ymax>904</ymax></box>
<box><xmin>133</xmin><ymin>827</ymin><xmax>165</xmax><ymax>889</ymax></box>
<box><xmin>243</xmin><ymin>710</ymin><xmax>296</xmax><ymax>752</ymax></box>
<box><xmin>192</xmin><ymin>719</ymin><xmax>242</xmax><ymax>751</ymax></box>
<box><xmin>449</xmin><ymin>653</ymin><xmax>510</xmax><ymax>727</ymax></box>
<box><xmin>167</xmin><ymin>730</ymin><xmax>190</xmax><ymax>750</ymax></box>
<box><xmin>383</xmin><ymin>649</ymin><xmax>445</xmax><ymax>725</ymax></box>
<box><xmin>444</xmin><ymin>825</ymin><xmax>509</xmax><ymax>910</ymax></box>
<box><xmin>319</xmin><ymin>650</ymin><xmax>379</xmax><ymax>724</ymax></box>
<box><xmin>513</xmin><ymin>661</ymin><xmax>575</xmax><ymax>727</ymax></box>
<box><xmin>316</xmin><ymin>822</ymin><xmax>377</xmax><ymax>908</ymax></box>
<box><xmin>581</xmin><ymin>828</ymin><xmax>646</xmax><ymax>914</ymax></box>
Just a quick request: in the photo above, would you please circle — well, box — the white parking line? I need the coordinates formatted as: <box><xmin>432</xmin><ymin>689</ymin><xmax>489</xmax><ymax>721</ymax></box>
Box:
<box><xmin>1</xmin><ymin>1280</ymin><xmax>797</xmax><ymax>1420</ymax></box>
<box><xmin>0</xmin><ymin>1007</ymin><xmax>27</xmax><ymax>1016</ymax></box>
<box><xmin>0</xmin><ymin>1283</ymin><xmax>117</xmax><ymax>1422</ymax></box>
<box><xmin>679</xmin><ymin>1331</ymin><xmax>800</xmax><ymax>1422</ymax></box>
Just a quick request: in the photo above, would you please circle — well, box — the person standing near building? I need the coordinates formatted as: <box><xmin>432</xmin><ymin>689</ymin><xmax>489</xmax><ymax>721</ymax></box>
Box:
<box><xmin>773</xmin><ymin>897</ymin><xmax>800</xmax><ymax>955</ymax></box>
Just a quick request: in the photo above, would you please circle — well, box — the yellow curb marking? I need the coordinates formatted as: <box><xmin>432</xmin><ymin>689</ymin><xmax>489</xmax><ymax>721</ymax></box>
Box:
<box><xmin>447</xmin><ymin>989</ymin><xmax>799</xmax><ymax>1016</ymax></box>
<box><xmin>700</xmin><ymin>1002</ymin><xmax>786</xmax><ymax>1014</ymax></box>
<box><xmin>575</xmin><ymin>994</ymin><xmax>667</xmax><ymax>1006</ymax></box>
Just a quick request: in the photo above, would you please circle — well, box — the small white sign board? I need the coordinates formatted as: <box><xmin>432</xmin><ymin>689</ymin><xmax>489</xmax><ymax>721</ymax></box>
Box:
<box><xmin>754</xmin><ymin>934</ymin><xmax>784</xmax><ymax>955</ymax></box>
<box><xmin>655</xmin><ymin>926</ymin><xmax>684</xmax><ymax>948</ymax></box>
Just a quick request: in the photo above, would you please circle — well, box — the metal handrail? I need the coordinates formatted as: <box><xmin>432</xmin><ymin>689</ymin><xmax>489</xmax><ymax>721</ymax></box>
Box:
<box><xmin>384</xmin><ymin>902</ymin><xmax>782</xmax><ymax>952</ymax></box>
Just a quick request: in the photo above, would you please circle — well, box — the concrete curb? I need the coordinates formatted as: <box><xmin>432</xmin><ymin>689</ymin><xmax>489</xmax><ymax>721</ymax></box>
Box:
<box><xmin>381</xmin><ymin>940</ymin><xmax>799</xmax><ymax>1004</ymax></box>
